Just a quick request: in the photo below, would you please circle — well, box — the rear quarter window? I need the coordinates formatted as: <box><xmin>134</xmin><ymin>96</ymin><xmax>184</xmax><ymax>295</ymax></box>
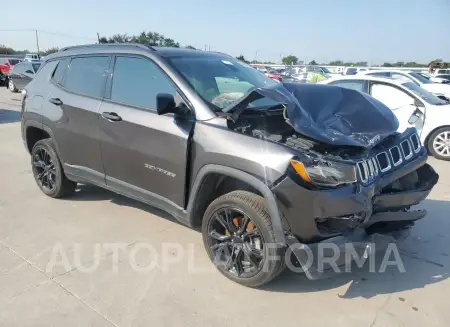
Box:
<box><xmin>24</xmin><ymin>61</ymin><xmax>59</xmax><ymax>90</ymax></box>
<box><xmin>51</xmin><ymin>58</ymin><xmax>70</xmax><ymax>84</ymax></box>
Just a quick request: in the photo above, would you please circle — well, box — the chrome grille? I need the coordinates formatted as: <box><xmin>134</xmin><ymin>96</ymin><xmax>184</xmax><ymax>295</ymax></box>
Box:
<box><xmin>356</xmin><ymin>133</ymin><xmax>422</xmax><ymax>185</ymax></box>
<box><xmin>401</xmin><ymin>139</ymin><xmax>413</xmax><ymax>160</ymax></box>
<box><xmin>410</xmin><ymin>133</ymin><xmax>421</xmax><ymax>153</ymax></box>
<box><xmin>389</xmin><ymin>146</ymin><xmax>402</xmax><ymax>166</ymax></box>
<box><xmin>376</xmin><ymin>152</ymin><xmax>391</xmax><ymax>172</ymax></box>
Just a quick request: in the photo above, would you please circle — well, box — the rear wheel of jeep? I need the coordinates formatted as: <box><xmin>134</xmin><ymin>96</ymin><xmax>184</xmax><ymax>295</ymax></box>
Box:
<box><xmin>202</xmin><ymin>191</ymin><xmax>285</xmax><ymax>287</ymax></box>
<box><xmin>31</xmin><ymin>139</ymin><xmax>77</xmax><ymax>198</ymax></box>
<box><xmin>428</xmin><ymin>127</ymin><xmax>450</xmax><ymax>161</ymax></box>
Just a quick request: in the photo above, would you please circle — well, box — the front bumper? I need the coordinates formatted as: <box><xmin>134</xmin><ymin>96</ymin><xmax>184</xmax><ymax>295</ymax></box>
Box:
<box><xmin>272</xmin><ymin>145</ymin><xmax>438</xmax><ymax>277</ymax></box>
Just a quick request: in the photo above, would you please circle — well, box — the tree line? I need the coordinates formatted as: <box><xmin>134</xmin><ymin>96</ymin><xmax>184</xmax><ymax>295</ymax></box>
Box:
<box><xmin>1</xmin><ymin>30</ymin><xmax>448</xmax><ymax>69</ymax></box>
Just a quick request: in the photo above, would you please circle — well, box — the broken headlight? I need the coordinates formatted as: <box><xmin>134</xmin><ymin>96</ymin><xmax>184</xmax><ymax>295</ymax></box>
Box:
<box><xmin>290</xmin><ymin>158</ymin><xmax>357</xmax><ymax>188</ymax></box>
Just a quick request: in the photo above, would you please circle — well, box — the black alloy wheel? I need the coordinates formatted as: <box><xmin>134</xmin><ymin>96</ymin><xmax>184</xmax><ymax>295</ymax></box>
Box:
<box><xmin>33</xmin><ymin>147</ymin><xmax>57</xmax><ymax>192</ymax></box>
<box><xmin>202</xmin><ymin>191</ymin><xmax>286</xmax><ymax>287</ymax></box>
<box><xmin>31</xmin><ymin>139</ymin><xmax>77</xmax><ymax>198</ymax></box>
<box><xmin>206</xmin><ymin>207</ymin><xmax>264</xmax><ymax>278</ymax></box>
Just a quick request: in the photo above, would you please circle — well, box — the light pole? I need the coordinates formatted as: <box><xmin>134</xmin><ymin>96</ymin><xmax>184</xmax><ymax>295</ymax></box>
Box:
<box><xmin>254</xmin><ymin>50</ymin><xmax>260</xmax><ymax>63</ymax></box>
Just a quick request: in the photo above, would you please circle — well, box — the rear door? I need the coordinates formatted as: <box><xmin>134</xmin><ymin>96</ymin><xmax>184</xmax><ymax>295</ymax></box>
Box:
<box><xmin>43</xmin><ymin>56</ymin><xmax>110</xmax><ymax>185</ymax></box>
<box><xmin>98</xmin><ymin>55</ymin><xmax>194</xmax><ymax>207</ymax></box>
<box><xmin>369</xmin><ymin>82</ymin><xmax>425</xmax><ymax>134</ymax></box>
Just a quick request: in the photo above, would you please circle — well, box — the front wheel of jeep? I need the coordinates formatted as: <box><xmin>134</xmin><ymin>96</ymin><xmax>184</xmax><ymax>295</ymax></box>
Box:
<box><xmin>202</xmin><ymin>191</ymin><xmax>285</xmax><ymax>287</ymax></box>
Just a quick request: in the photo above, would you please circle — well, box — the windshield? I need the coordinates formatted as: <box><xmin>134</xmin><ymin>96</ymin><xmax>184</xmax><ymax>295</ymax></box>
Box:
<box><xmin>32</xmin><ymin>63</ymin><xmax>41</xmax><ymax>72</ymax></box>
<box><xmin>321</xmin><ymin>67</ymin><xmax>331</xmax><ymax>73</ymax></box>
<box><xmin>9</xmin><ymin>59</ymin><xmax>21</xmax><ymax>65</ymax></box>
<box><xmin>418</xmin><ymin>72</ymin><xmax>430</xmax><ymax>79</ymax></box>
<box><xmin>402</xmin><ymin>82</ymin><xmax>447</xmax><ymax>105</ymax></box>
<box><xmin>408</xmin><ymin>72</ymin><xmax>432</xmax><ymax>84</ymax></box>
<box><xmin>169</xmin><ymin>56</ymin><xmax>278</xmax><ymax>110</ymax></box>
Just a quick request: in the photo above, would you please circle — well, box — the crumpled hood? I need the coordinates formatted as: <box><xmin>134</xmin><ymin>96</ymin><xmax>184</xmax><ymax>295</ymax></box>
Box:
<box><xmin>227</xmin><ymin>83</ymin><xmax>399</xmax><ymax>148</ymax></box>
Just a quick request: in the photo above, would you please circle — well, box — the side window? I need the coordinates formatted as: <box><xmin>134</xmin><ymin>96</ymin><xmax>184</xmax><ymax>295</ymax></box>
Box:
<box><xmin>371</xmin><ymin>83</ymin><xmax>415</xmax><ymax>109</ymax></box>
<box><xmin>13</xmin><ymin>63</ymin><xmax>27</xmax><ymax>74</ymax></box>
<box><xmin>51</xmin><ymin>58</ymin><xmax>70</xmax><ymax>84</ymax></box>
<box><xmin>0</xmin><ymin>59</ymin><xmax>5</xmax><ymax>65</ymax></box>
<box><xmin>391</xmin><ymin>73</ymin><xmax>414</xmax><ymax>83</ymax></box>
<box><xmin>65</xmin><ymin>56</ymin><xmax>110</xmax><ymax>98</ymax></box>
<box><xmin>110</xmin><ymin>56</ymin><xmax>176</xmax><ymax>109</ymax></box>
<box><xmin>23</xmin><ymin>63</ymin><xmax>34</xmax><ymax>74</ymax></box>
<box><xmin>329</xmin><ymin>80</ymin><xmax>366</xmax><ymax>93</ymax></box>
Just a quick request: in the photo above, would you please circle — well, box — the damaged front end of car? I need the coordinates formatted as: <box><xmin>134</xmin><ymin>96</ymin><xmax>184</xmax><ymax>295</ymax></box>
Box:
<box><xmin>224</xmin><ymin>83</ymin><xmax>439</xmax><ymax>278</ymax></box>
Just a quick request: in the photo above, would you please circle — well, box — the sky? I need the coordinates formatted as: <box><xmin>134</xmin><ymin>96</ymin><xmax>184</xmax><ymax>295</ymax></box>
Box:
<box><xmin>2</xmin><ymin>0</ymin><xmax>450</xmax><ymax>64</ymax></box>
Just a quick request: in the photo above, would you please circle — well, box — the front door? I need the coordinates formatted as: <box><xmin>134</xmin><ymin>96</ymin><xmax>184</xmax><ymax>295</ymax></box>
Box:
<box><xmin>98</xmin><ymin>55</ymin><xmax>194</xmax><ymax>208</ymax></box>
<box><xmin>369</xmin><ymin>82</ymin><xmax>425</xmax><ymax>134</ymax></box>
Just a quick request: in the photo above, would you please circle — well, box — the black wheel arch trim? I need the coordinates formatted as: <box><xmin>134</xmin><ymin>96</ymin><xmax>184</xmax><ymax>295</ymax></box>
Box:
<box><xmin>23</xmin><ymin>120</ymin><xmax>64</xmax><ymax>161</ymax></box>
<box><xmin>186</xmin><ymin>164</ymin><xmax>286</xmax><ymax>246</ymax></box>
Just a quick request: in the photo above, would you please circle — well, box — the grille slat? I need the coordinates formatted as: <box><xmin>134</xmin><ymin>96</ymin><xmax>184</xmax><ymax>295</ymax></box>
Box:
<box><xmin>356</xmin><ymin>133</ymin><xmax>421</xmax><ymax>185</ymax></box>
<box><xmin>401</xmin><ymin>140</ymin><xmax>413</xmax><ymax>160</ymax></box>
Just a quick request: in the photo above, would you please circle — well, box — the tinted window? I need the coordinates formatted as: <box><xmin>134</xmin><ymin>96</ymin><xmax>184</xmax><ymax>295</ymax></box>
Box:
<box><xmin>9</xmin><ymin>59</ymin><xmax>21</xmax><ymax>65</ymax></box>
<box><xmin>329</xmin><ymin>80</ymin><xmax>366</xmax><ymax>92</ymax></box>
<box><xmin>407</xmin><ymin>72</ymin><xmax>431</xmax><ymax>84</ymax></box>
<box><xmin>52</xmin><ymin>58</ymin><xmax>70</xmax><ymax>84</ymax></box>
<box><xmin>65</xmin><ymin>56</ymin><xmax>110</xmax><ymax>97</ymax></box>
<box><xmin>402</xmin><ymin>82</ymin><xmax>447</xmax><ymax>106</ymax></box>
<box><xmin>111</xmin><ymin>56</ymin><xmax>176</xmax><ymax>109</ymax></box>
<box><xmin>0</xmin><ymin>59</ymin><xmax>5</xmax><ymax>65</ymax></box>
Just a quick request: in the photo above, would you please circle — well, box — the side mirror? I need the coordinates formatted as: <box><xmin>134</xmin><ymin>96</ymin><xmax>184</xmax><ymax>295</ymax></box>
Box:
<box><xmin>156</xmin><ymin>93</ymin><xmax>177</xmax><ymax>116</ymax></box>
<box><xmin>408</xmin><ymin>108</ymin><xmax>423</xmax><ymax>124</ymax></box>
<box><xmin>156</xmin><ymin>93</ymin><xmax>191</xmax><ymax>118</ymax></box>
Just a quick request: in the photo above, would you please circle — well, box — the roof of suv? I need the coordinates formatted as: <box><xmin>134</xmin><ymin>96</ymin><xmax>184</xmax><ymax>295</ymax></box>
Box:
<box><xmin>47</xmin><ymin>43</ymin><xmax>231</xmax><ymax>61</ymax></box>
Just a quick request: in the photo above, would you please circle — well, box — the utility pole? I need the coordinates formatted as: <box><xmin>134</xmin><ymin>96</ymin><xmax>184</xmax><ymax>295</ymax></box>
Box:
<box><xmin>35</xmin><ymin>30</ymin><xmax>40</xmax><ymax>57</ymax></box>
<box><xmin>97</xmin><ymin>32</ymin><xmax>101</xmax><ymax>44</ymax></box>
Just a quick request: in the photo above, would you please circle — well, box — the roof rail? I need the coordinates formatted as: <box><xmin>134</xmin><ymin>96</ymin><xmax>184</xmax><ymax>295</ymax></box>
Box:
<box><xmin>60</xmin><ymin>43</ymin><xmax>156</xmax><ymax>52</ymax></box>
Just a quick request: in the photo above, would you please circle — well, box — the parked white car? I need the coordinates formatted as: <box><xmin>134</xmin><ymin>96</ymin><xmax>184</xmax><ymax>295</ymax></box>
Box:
<box><xmin>358</xmin><ymin>69</ymin><xmax>450</xmax><ymax>100</ymax></box>
<box><xmin>431</xmin><ymin>69</ymin><xmax>450</xmax><ymax>76</ymax></box>
<box><xmin>417</xmin><ymin>72</ymin><xmax>449</xmax><ymax>84</ymax></box>
<box><xmin>319</xmin><ymin>75</ymin><xmax>450</xmax><ymax>160</ymax></box>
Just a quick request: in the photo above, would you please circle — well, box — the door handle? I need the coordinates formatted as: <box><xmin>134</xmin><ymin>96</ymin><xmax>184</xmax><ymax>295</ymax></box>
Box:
<box><xmin>101</xmin><ymin>112</ymin><xmax>122</xmax><ymax>122</ymax></box>
<box><xmin>49</xmin><ymin>98</ymin><xmax>63</xmax><ymax>106</ymax></box>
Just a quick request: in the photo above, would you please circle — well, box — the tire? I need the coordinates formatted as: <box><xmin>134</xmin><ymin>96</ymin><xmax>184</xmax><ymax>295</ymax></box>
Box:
<box><xmin>202</xmin><ymin>190</ymin><xmax>285</xmax><ymax>287</ymax></box>
<box><xmin>427</xmin><ymin>127</ymin><xmax>450</xmax><ymax>161</ymax></box>
<box><xmin>31</xmin><ymin>138</ymin><xmax>77</xmax><ymax>198</ymax></box>
<box><xmin>8</xmin><ymin>79</ymin><xmax>17</xmax><ymax>92</ymax></box>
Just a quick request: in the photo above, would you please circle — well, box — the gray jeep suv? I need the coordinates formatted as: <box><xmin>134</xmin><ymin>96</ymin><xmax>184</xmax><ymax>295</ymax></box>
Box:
<box><xmin>21</xmin><ymin>44</ymin><xmax>438</xmax><ymax>287</ymax></box>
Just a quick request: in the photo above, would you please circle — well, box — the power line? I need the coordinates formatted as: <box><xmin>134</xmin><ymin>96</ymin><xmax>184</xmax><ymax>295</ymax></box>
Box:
<box><xmin>0</xmin><ymin>29</ymin><xmax>96</xmax><ymax>41</ymax></box>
